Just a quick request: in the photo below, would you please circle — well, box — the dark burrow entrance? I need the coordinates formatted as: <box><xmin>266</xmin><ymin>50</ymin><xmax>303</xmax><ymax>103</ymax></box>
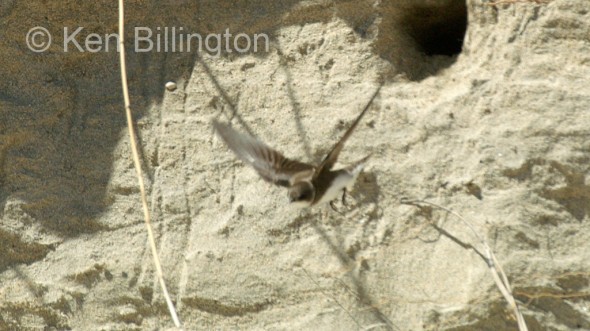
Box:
<box><xmin>400</xmin><ymin>1</ymin><xmax>467</xmax><ymax>57</ymax></box>
<box><xmin>374</xmin><ymin>0</ymin><xmax>468</xmax><ymax>80</ymax></box>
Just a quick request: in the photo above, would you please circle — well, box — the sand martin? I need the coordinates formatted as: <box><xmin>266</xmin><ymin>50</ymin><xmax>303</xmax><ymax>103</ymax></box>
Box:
<box><xmin>213</xmin><ymin>86</ymin><xmax>381</xmax><ymax>208</ymax></box>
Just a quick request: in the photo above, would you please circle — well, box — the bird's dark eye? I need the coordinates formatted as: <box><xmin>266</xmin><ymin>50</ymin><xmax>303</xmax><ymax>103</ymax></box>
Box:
<box><xmin>290</xmin><ymin>191</ymin><xmax>307</xmax><ymax>202</ymax></box>
<box><xmin>289</xmin><ymin>182</ymin><xmax>313</xmax><ymax>203</ymax></box>
<box><xmin>299</xmin><ymin>190</ymin><xmax>313</xmax><ymax>201</ymax></box>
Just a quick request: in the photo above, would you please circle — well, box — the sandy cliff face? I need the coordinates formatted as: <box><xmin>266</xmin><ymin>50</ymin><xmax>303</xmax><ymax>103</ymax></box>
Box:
<box><xmin>0</xmin><ymin>0</ymin><xmax>589</xmax><ymax>330</ymax></box>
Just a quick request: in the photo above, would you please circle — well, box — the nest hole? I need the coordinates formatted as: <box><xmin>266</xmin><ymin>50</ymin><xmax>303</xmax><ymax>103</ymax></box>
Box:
<box><xmin>401</xmin><ymin>1</ymin><xmax>467</xmax><ymax>56</ymax></box>
<box><xmin>375</xmin><ymin>0</ymin><xmax>468</xmax><ymax>80</ymax></box>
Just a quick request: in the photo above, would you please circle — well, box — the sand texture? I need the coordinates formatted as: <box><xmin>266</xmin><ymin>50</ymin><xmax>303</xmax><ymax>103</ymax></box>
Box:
<box><xmin>1</xmin><ymin>0</ymin><xmax>589</xmax><ymax>330</ymax></box>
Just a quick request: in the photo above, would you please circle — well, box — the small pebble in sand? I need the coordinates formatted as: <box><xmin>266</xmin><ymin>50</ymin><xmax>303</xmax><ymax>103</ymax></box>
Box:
<box><xmin>165</xmin><ymin>81</ymin><xmax>177</xmax><ymax>91</ymax></box>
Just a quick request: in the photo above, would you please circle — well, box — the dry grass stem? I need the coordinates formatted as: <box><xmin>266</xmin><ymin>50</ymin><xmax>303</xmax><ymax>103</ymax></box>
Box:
<box><xmin>401</xmin><ymin>198</ymin><xmax>528</xmax><ymax>331</ymax></box>
<box><xmin>118</xmin><ymin>0</ymin><xmax>182</xmax><ymax>328</ymax></box>
<box><xmin>301</xmin><ymin>267</ymin><xmax>363</xmax><ymax>329</ymax></box>
<box><xmin>486</xmin><ymin>0</ymin><xmax>550</xmax><ymax>5</ymax></box>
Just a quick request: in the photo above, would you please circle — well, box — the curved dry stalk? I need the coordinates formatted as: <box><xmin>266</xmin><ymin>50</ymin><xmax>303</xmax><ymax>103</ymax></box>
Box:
<box><xmin>301</xmin><ymin>268</ymin><xmax>363</xmax><ymax>329</ymax></box>
<box><xmin>401</xmin><ymin>198</ymin><xmax>528</xmax><ymax>331</ymax></box>
<box><xmin>118</xmin><ymin>0</ymin><xmax>182</xmax><ymax>328</ymax></box>
<box><xmin>486</xmin><ymin>0</ymin><xmax>550</xmax><ymax>5</ymax></box>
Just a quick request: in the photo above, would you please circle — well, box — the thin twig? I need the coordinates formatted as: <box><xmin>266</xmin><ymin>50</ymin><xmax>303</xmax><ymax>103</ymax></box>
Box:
<box><xmin>118</xmin><ymin>0</ymin><xmax>182</xmax><ymax>328</ymax></box>
<box><xmin>301</xmin><ymin>267</ymin><xmax>363</xmax><ymax>329</ymax></box>
<box><xmin>401</xmin><ymin>198</ymin><xmax>528</xmax><ymax>331</ymax></box>
<box><xmin>486</xmin><ymin>0</ymin><xmax>550</xmax><ymax>6</ymax></box>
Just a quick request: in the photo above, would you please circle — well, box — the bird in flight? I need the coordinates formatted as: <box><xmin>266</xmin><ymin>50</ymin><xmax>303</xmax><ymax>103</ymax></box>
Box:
<box><xmin>213</xmin><ymin>86</ymin><xmax>381</xmax><ymax>208</ymax></box>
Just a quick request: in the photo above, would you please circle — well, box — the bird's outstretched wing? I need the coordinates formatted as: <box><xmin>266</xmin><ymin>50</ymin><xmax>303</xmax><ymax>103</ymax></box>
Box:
<box><xmin>213</xmin><ymin>121</ymin><xmax>315</xmax><ymax>187</ymax></box>
<box><xmin>315</xmin><ymin>85</ymin><xmax>381</xmax><ymax>177</ymax></box>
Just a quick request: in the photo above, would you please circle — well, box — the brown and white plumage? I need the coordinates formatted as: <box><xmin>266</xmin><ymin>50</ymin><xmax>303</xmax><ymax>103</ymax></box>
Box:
<box><xmin>213</xmin><ymin>86</ymin><xmax>381</xmax><ymax>207</ymax></box>
<box><xmin>212</xmin><ymin>121</ymin><xmax>315</xmax><ymax>187</ymax></box>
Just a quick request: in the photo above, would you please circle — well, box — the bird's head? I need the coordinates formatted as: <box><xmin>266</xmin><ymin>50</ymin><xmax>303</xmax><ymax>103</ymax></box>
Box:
<box><xmin>288</xmin><ymin>181</ymin><xmax>315</xmax><ymax>207</ymax></box>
